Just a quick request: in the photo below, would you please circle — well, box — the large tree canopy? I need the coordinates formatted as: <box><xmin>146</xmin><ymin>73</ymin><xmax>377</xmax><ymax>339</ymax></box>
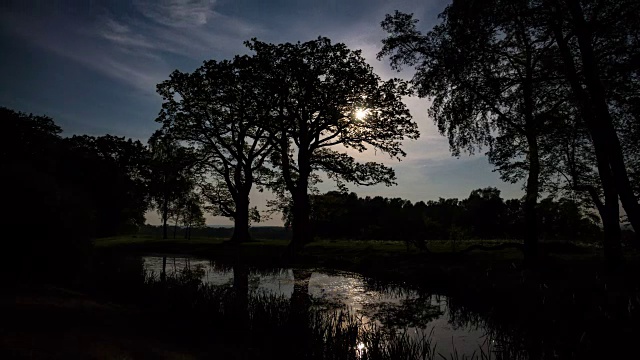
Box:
<box><xmin>378</xmin><ymin>2</ymin><xmax>566</xmax><ymax>263</ymax></box>
<box><xmin>247</xmin><ymin>37</ymin><xmax>419</xmax><ymax>252</ymax></box>
<box><xmin>379</xmin><ymin>0</ymin><xmax>640</xmax><ymax>265</ymax></box>
<box><xmin>156</xmin><ymin>55</ymin><xmax>273</xmax><ymax>243</ymax></box>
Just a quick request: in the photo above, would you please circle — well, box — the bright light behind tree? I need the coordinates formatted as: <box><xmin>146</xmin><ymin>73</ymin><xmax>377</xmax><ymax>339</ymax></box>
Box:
<box><xmin>354</xmin><ymin>108</ymin><xmax>369</xmax><ymax>120</ymax></box>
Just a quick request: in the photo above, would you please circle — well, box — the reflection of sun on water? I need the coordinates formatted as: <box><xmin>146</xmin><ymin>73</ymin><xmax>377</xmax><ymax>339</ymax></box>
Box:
<box><xmin>143</xmin><ymin>257</ymin><xmax>489</xmax><ymax>357</ymax></box>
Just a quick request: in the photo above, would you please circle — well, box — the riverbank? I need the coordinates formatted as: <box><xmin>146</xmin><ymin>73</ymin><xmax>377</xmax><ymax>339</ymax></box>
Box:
<box><xmin>93</xmin><ymin>235</ymin><xmax>624</xmax><ymax>291</ymax></box>
<box><xmin>4</xmin><ymin>235</ymin><xmax>640</xmax><ymax>359</ymax></box>
<box><xmin>93</xmin><ymin>235</ymin><xmax>640</xmax><ymax>359</ymax></box>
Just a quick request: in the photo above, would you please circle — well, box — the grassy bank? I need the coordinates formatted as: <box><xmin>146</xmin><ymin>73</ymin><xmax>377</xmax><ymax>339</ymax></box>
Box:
<box><xmin>94</xmin><ymin>235</ymin><xmax>606</xmax><ymax>284</ymax></box>
<box><xmin>92</xmin><ymin>234</ymin><xmax>640</xmax><ymax>359</ymax></box>
<box><xmin>5</xmin><ymin>235</ymin><xmax>639</xmax><ymax>359</ymax></box>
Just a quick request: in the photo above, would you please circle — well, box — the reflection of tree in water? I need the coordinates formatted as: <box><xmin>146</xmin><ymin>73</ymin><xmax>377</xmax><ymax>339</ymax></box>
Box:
<box><xmin>289</xmin><ymin>269</ymin><xmax>312</xmax><ymax>357</ymax></box>
<box><xmin>446</xmin><ymin>296</ymin><xmax>533</xmax><ymax>360</ymax></box>
<box><xmin>446</xmin><ymin>288</ymin><xmax>640</xmax><ymax>360</ymax></box>
<box><xmin>362</xmin><ymin>297</ymin><xmax>444</xmax><ymax>329</ymax></box>
<box><xmin>233</xmin><ymin>262</ymin><xmax>250</xmax><ymax>333</ymax></box>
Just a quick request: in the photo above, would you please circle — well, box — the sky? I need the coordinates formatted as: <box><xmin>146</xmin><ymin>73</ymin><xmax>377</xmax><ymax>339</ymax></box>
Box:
<box><xmin>0</xmin><ymin>0</ymin><xmax>523</xmax><ymax>226</ymax></box>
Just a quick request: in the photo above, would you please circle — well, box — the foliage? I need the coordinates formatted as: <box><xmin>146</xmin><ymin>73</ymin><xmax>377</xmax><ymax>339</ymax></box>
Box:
<box><xmin>378</xmin><ymin>1</ymin><xmax>640</xmax><ymax>260</ymax></box>
<box><xmin>543</xmin><ymin>0</ymin><xmax>640</xmax><ymax>247</ymax></box>
<box><xmin>63</xmin><ymin>134</ymin><xmax>151</xmax><ymax>236</ymax></box>
<box><xmin>147</xmin><ymin>129</ymin><xmax>197</xmax><ymax>239</ymax></box>
<box><xmin>1</xmin><ymin>107</ymin><xmax>151</xmax><ymax>281</ymax></box>
<box><xmin>156</xmin><ymin>55</ymin><xmax>275</xmax><ymax>242</ymax></box>
<box><xmin>246</xmin><ymin>37</ymin><xmax>419</xmax><ymax>248</ymax></box>
<box><xmin>304</xmin><ymin>188</ymin><xmax>600</xmax><ymax>243</ymax></box>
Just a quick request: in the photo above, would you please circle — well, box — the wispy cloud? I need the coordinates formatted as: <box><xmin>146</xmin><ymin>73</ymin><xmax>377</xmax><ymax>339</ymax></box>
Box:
<box><xmin>1</xmin><ymin>0</ymin><xmax>264</xmax><ymax>95</ymax></box>
<box><xmin>98</xmin><ymin>17</ymin><xmax>157</xmax><ymax>52</ymax></box>
<box><xmin>134</xmin><ymin>0</ymin><xmax>218</xmax><ymax>27</ymax></box>
<box><xmin>1</xmin><ymin>0</ymin><xmax>523</xmax><ymax>211</ymax></box>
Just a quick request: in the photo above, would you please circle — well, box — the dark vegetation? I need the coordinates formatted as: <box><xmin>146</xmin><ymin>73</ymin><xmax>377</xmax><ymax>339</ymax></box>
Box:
<box><xmin>378</xmin><ymin>0</ymin><xmax>639</xmax><ymax>265</ymax></box>
<box><xmin>3</xmin><ymin>0</ymin><xmax>640</xmax><ymax>358</ymax></box>
<box><xmin>307</xmin><ymin>189</ymin><xmax>603</xmax><ymax>244</ymax></box>
<box><xmin>2</xmin><ymin>107</ymin><xmax>150</xmax><ymax>285</ymax></box>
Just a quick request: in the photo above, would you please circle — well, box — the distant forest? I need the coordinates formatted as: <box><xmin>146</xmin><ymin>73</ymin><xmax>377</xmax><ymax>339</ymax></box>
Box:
<box><xmin>141</xmin><ymin>187</ymin><xmax>605</xmax><ymax>243</ymax></box>
<box><xmin>305</xmin><ymin>189</ymin><xmax>604</xmax><ymax>243</ymax></box>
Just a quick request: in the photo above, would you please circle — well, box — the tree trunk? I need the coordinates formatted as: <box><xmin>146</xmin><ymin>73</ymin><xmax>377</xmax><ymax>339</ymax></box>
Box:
<box><xmin>598</xmin><ymin>165</ymin><xmax>623</xmax><ymax>268</ymax></box>
<box><xmin>522</xmin><ymin>49</ymin><xmax>539</xmax><ymax>266</ymax></box>
<box><xmin>549</xmin><ymin>11</ymin><xmax>623</xmax><ymax>264</ymax></box>
<box><xmin>588</xmin><ymin>133</ymin><xmax>624</xmax><ymax>267</ymax></box>
<box><xmin>602</xmin><ymin>190</ymin><xmax>623</xmax><ymax>268</ymax></box>
<box><xmin>288</xmin><ymin>150</ymin><xmax>312</xmax><ymax>256</ymax></box>
<box><xmin>566</xmin><ymin>0</ymin><xmax>640</xmax><ymax>243</ymax></box>
<box><xmin>230</xmin><ymin>192</ymin><xmax>251</xmax><ymax>243</ymax></box>
<box><xmin>162</xmin><ymin>193</ymin><xmax>168</xmax><ymax>240</ymax></box>
<box><xmin>173</xmin><ymin>214</ymin><xmax>179</xmax><ymax>239</ymax></box>
<box><xmin>291</xmin><ymin>187</ymin><xmax>311</xmax><ymax>254</ymax></box>
<box><xmin>524</xmin><ymin>132</ymin><xmax>540</xmax><ymax>265</ymax></box>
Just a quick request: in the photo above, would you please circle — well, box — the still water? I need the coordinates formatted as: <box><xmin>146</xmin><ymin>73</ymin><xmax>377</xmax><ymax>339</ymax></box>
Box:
<box><xmin>143</xmin><ymin>256</ymin><xmax>492</xmax><ymax>357</ymax></box>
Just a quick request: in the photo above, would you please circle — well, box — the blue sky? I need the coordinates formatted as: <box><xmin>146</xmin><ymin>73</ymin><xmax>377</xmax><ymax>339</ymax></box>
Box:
<box><xmin>0</xmin><ymin>0</ymin><xmax>523</xmax><ymax>225</ymax></box>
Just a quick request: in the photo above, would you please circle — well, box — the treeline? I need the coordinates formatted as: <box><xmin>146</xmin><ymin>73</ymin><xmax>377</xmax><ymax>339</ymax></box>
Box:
<box><xmin>2</xmin><ymin>108</ymin><xmax>152</xmax><ymax>237</ymax></box>
<box><xmin>2</xmin><ymin>107</ymin><xmax>157</xmax><ymax>281</ymax></box>
<box><xmin>308</xmin><ymin>189</ymin><xmax>602</xmax><ymax>243</ymax></box>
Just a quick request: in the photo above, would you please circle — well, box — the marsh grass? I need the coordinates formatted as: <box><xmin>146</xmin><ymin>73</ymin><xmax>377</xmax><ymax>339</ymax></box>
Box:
<box><xmin>127</xmin><ymin>265</ymin><xmax>521</xmax><ymax>360</ymax></box>
<box><xmin>88</xmin><ymin>242</ymin><xmax>640</xmax><ymax>359</ymax></box>
<box><xmin>90</xmin><ymin>254</ymin><xmax>607</xmax><ymax>359</ymax></box>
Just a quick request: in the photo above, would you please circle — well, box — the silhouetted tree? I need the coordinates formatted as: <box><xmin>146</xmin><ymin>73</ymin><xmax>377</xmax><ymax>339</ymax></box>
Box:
<box><xmin>538</xmin><ymin>196</ymin><xmax>601</xmax><ymax>241</ymax></box>
<box><xmin>247</xmin><ymin>37</ymin><xmax>419</xmax><ymax>253</ymax></box>
<box><xmin>422</xmin><ymin>198</ymin><xmax>465</xmax><ymax>240</ymax></box>
<box><xmin>148</xmin><ymin>130</ymin><xmax>196</xmax><ymax>239</ymax></box>
<box><xmin>168</xmin><ymin>189</ymin><xmax>203</xmax><ymax>239</ymax></box>
<box><xmin>2</xmin><ymin>107</ymin><xmax>150</xmax><ymax>281</ymax></box>
<box><xmin>379</xmin><ymin>2</ymin><xmax>568</xmax><ymax>264</ymax></box>
<box><xmin>542</xmin><ymin>0</ymin><xmax>640</xmax><ymax>261</ymax></box>
<box><xmin>181</xmin><ymin>193</ymin><xmax>206</xmax><ymax>240</ymax></box>
<box><xmin>310</xmin><ymin>191</ymin><xmax>360</xmax><ymax>239</ymax></box>
<box><xmin>503</xmin><ymin>199</ymin><xmax>525</xmax><ymax>239</ymax></box>
<box><xmin>461</xmin><ymin>188</ymin><xmax>507</xmax><ymax>239</ymax></box>
<box><xmin>296</xmin><ymin>187</ymin><xmax>600</xmax><ymax>244</ymax></box>
<box><xmin>63</xmin><ymin>135</ymin><xmax>151</xmax><ymax>236</ymax></box>
<box><xmin>156</xmin><ymin>55</ymin><xmax>274</xmax><ymax>243</ymax></box>
<box><xmin>2</xmin><ymin>107</ymin><xmax>78</xmax><ymax>280</ymax></box>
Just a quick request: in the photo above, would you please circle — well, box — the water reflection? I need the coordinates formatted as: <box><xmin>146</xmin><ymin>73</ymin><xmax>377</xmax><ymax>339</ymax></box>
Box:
<box><xmin>143</xmin><ymin>256</ymin><xmax>489</xmax><ymax>357</ymax></box>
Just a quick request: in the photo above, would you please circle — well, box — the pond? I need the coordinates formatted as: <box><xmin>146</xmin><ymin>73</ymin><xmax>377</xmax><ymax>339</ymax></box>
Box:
<box><xmin>143</xmin><ymin>256</ymin><xmax>498</xmax><ymax>358</ymax></box>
